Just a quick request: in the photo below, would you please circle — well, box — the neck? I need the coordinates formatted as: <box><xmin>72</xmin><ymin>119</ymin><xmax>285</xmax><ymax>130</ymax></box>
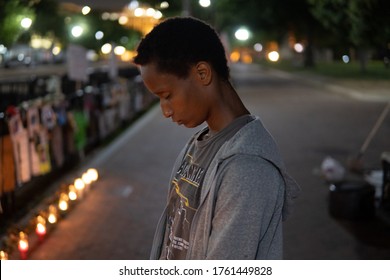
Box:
<box><xmin>207</xmin><ymin>80</ymin><xmax>250</xmax><ymax>133</ymax></box>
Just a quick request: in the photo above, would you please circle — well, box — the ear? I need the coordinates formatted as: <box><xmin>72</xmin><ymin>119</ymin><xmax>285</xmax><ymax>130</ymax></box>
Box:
<box><xmin>195</xmin><ymin>62</ymin><xmax>212</xmax><ymax>85</ymax></box>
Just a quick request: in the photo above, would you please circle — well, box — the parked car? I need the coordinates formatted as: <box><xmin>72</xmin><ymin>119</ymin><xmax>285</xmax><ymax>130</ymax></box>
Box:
<box><xmin>3</xmin><ymin>44</ymin><xmax>35</xmax><ymax>68</ymax></box>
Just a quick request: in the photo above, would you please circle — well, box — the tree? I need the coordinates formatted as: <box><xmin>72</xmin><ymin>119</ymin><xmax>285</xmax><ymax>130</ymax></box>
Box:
<box><xmin>308</xmin><ymin>0</ymin><xmax>390</xmax><ymax>71</ymax></box>
<box><xmin>213</xmin><ymin>0</ymin><xmax>324</xmax><ymax>67</ymax></box>
<box><xmin>0</xmin><ymin>0</ymin><xmax>35</xmax><ymax>47</ymax></box>
<box><xmin>30</xmin><ymin>0</ymin><xmax>66</xmax><ymax>45</ymax></box>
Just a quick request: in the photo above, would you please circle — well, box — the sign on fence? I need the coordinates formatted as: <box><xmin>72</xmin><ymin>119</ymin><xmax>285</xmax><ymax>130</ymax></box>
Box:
<box><xmin>67</xmin><ymin>44</ymin><xmax>88</xmax><ymax>83</ymax></box>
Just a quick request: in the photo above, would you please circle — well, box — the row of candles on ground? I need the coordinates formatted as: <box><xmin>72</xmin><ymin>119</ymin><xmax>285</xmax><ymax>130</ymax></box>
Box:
<box><xmin>0</xmin><ymin>168</ymin><xmax>99</xmax><ymax>260</ymax></box>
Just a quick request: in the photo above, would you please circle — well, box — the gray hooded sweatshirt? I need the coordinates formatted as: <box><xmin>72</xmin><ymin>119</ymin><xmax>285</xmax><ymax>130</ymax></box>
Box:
<box><xmin>150</xmin><ymin>116</ymin><xmax>300</xmax><ymax>259</ymax></box>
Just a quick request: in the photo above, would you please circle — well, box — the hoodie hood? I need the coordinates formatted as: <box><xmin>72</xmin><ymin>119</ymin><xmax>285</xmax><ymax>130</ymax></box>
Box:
<box><xmin>212</xmin><ymin>116</ymin><xmax>300</xmax><ymax>220</ymax></box>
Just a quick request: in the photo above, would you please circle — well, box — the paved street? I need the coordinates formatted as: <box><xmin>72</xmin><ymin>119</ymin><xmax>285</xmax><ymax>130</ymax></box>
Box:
<box><xmin>12</xmin><ymin>63</ymin><xmax>390</xmax><ymax>260</ymax></box>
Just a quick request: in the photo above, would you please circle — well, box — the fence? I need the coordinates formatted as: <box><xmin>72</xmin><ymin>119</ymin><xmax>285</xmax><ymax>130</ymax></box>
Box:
<box><xmin>0</xmin><ymin>66</ymin><xmax>156</xmax><ymax>225</ymax></box>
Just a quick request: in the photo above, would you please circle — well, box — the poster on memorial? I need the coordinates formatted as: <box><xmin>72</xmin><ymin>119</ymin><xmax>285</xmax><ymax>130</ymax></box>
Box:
<box><xmin>8</xmin><ymin>113</ymin><xmax>31</xmax><ymax>185</ymax></box>
<box><xmin>27</xmin><ymin>107</ymin><xmax>51</xmax><ymax>176</ymax></box>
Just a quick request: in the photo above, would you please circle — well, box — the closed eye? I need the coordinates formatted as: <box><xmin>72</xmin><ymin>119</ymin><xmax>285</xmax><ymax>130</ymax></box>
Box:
<box><xmin>154</xmin><ymin>90</ymin><xmax>169</xmax><ymax>98</ymax></box>
<box><xmin>161</xmin><ymin>92</ymin><xmax>171</xmax><ymax>100</ymax></box>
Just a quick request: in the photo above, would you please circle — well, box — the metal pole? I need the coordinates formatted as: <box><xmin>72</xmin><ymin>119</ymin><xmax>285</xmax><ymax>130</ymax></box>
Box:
<box><xmin>182</xmin><ymin>0</ymin><xmax>191</xmax><ymax>16</ymax></box>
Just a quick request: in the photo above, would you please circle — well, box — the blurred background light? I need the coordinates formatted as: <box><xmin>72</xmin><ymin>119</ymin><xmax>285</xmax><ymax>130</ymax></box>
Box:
<box><xmin>268</xmin><ymin>51</ymin><xmax>280</xmax><ymax>62</ymax></box>
<box><xmin>95</xmin><ymin>31</ymin><xmax>104</xmax><ymax>40</ymax></box>
<box><xmin>294</xmin><ymin>43</ymin><xmax>304</xmax><ymax>53</ymax></box>
<box><xmin>254</xmin><ymin>43</ymin><xmax>263</xmax><ymax>52</ymax></box>
<box><xmin>128</xmin><ymin>1</ymin><xmax>139</xmax><ymax>10</ymax></box>
<box><xmin>114</xmin><ymin>46</ymin><xmax>126</xmax><ymax>56</ymax></box>
<box><xmin>81</xmin><ymin>6</ymin><xmax>91</xmax><ymax>15</ymax></box>
<box><xmin>160</xmin><ymin>1</ymin><xmax>169</xmax><ymax>9</ymax></box>
<box><xmin>101</xmin><ymin>43</ymin><xmax>112</xmax><ymax>54</ymax></box>
<box><xmin>119</xmin><ymin>15</ymin><xmax>128</xmax><ymax>25</ymax></box>
<box><xmin>154</xmin><ymin>11</ymin><xmax>163</xmax><ymax>19</ymax></box>
<box><xmin>235</xmin><ymin>28</ymin><xmax>250</xmax><ymax>41</ymax></box>
<box><xmin>342</xmin><ymin>55</ymin><xmax>350</xmax><ymax>63</ymax></box>
<box><xmin>199</xmin><ymin>0</ymin><xmax>211</xmax><ymax>8</ymax></box>
<box><xmin>134</xmin><ymin>8</ymin><xmax>145</xmax><ymax>17</ymax></box>
<box><xmin>71</xmin><ymin>26</ymin><xmax>83</xmax><ymax>38</ymax></box>
<box><xmin>21</xmin><ymin>18</ymin><xmax>32</xmax><ymax>29</ymax></box>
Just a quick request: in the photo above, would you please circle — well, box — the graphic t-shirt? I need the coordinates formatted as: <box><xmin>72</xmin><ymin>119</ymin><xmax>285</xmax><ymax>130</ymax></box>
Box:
<box><xmin>159</xmin><ymin>115</ymin><xmax>254</xmax><ymax>259</ymax></box>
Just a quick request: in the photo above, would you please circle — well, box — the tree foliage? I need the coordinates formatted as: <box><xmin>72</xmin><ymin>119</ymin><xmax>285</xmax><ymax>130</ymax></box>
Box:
<box><xmin>65</xmin><ymin>11</ymin><xmax>142</xmax><ymax>51</ymax></box>
<box><xmin>2</xmin><ymin>0</ymin><xmax>388</xmax><ymax>66</ymax></box>
<box><xmin>308</xmin><ymin>0</ymin><xmax>390</xmax><ymax>70</ymax></box>
<box><xmin>0</xmin><ymin>0</ymin><xmax>35</xmax><ymax>47</ymax></box>
<box><xmin>30</xmin><ymin>0</ymin><xmax>66</xmax><ymax>43</ymax></box>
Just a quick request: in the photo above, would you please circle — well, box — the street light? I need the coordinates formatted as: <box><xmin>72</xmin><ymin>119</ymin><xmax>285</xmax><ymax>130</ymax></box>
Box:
<box><xmin>268</xmin><ymin>51</ymin><xmax>280</xmax><ymax>62</ymax></box>
<box><xmin>95</xmin><ymin>31</ymin><xmax>104</xmax><ymax>40</ymax></box>
<box><xmin>160</xmin><ymin>1</ymin><xmax>169</xmax><ymax>9</ymax></box>
<box><xmin>254</xmin><ymin>43</ymin><xmax>263</xmax><ymax>52</ymax></box>
<box><xmin>199</xmin><ymin>0</ymin><xmax>211</xmax><ymax>8</ymax></box>
<box><xmin>114</xmin><ymin>46</ymin><xmax>126</xmax><ymax>56</ymax></box>
<box><xmin>71</xmin><ymin>26</ymin><xmax>83</xmax><ymax>38</ymax></box>
<box><xmin>82</xmin><ymin>6</ymin><xmax>91</xmax><ymax>15</ymax></box>
<box><xmin>21</xmin><ymin>17</ymin><xmax>32</xmax><ymax>29</ymax></box>
<box><xmin>101</xmin><ymin>43</ymin><xmax>112</xmax><ymax>55</ymax></box>
<box><xmin>294</xmin><ymin>43</ymin><xmax>304</xmax><ymax>53</ymax></box>
<box><xmin>235</xmin><ymin>28</ymin><xmax>250</xmax><ymax>41</ymax></box>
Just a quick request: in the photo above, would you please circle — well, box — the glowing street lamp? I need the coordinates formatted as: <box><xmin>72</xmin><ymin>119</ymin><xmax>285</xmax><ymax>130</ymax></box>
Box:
<box><xmin>146</xmin><ymin>8</ymin><xmax>156</xmax><ymax>17</ymax></box>
<box><xmin>114</xmin><ymin>46</ymin><xmax>126</xmax><ymax>56</ymax></box>
<box><xmin>128</xmin><ymin>0</ymin><xmax>140</xmax><ymax>9</ymax></box>
<box><xmin>199</xmin><ymin>0</ymin><xmax>211</xmax><ymax>8</ymax></box>
<box><xmin>119</xmin><ymin>16</ymin><xmax>129</xmax><ymax>25</ymax></box>
<box><xmin>71</xmin><ymin>25</ymin><xmax>84</xmax><ymax>38</ymax></box>
<box><xmin>82</xmin><ymin>6</ymin><xmax>91</xmax><ymax>15</ymax></box>
<box><xmin>160</xmin><ymin>1</ymin><xmax>169</xmax><ymax>9</ymax></box>
<box><xmin>95</xmin><ymin>31</ymin><xmax>104</xmax><ymax>40</ymax></box>
<box><xmin>134</xmin><ymin>7</ymin><xmax>145</xmax><ymax>17</ymax></box>
<box><xmin>235</xmin><ymin>28</ymin><xmax>250</xmax><ymax>41</ymax></box>
<box><xmin>101</xmin><ymin>43</ymin><xmax>112</xmax><ymax>55</ymax></box>
<box><xmin>254</xmin><ymin>43</ymin><xmax>263</xmax><ymax>52</ymax></box>
<box><xmin>268</xmin><ymin>51</ymin><xmax>280</xmax><ymax>62</ymax></box>
<box><xmin>154</xmin><ymin>11</ymin><xmax>163</xmax><ymax>19</ymax></box>
<box><xmin>21</xmin><ymin>17</ymin><xmax>32</xmax><ymax>29</ymax></box>
<box><xmin>294</xmin><ymin>43</ymin><xmax>304</xmax><ymax>53</ymax></box>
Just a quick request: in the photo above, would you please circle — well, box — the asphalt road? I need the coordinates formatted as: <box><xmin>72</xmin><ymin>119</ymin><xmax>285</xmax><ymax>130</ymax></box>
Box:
<box><xmin>21</xmin><ymin>63</ymin><xmax>390</xmax><ymax>260</ymax></box>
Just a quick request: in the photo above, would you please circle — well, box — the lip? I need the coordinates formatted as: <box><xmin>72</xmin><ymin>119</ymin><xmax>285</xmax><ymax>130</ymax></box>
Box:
<box><xmin>174</xmin><ymin>119</ymin><xmax>183</xmax><ymax>125</ymax></box>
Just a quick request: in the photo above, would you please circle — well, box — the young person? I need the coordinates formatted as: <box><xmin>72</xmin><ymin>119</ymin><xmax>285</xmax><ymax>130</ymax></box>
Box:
<box><xmin>133</xmin><ymin>17</ymin><xmax>300</xmax><ymax>260</ymax></box>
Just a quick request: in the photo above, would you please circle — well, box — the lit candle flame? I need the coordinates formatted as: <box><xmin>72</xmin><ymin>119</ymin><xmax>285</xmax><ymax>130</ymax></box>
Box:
<box><xmin>0</xmin><ymin>250</ymin><xmax>8</xmax><ymax>260</ymax></box>
<box><xmin>87</xmin><ymin>168</ymin><xmax>99</xmax><ymax>182</ymax></box>
<box><xmin>18</xmin><ymin>232</ymin><xmax>29</xmax><ymax>252</ymax></box>
<box><xmin>48</xmin><ymin>205</ymin><xmax>58</xmax><ymax>224</ymax></box>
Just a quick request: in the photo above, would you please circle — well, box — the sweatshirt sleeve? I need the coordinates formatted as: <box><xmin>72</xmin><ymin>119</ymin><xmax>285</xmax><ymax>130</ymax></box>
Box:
<box><xmin>205</xmin><ymin>154</ymin><xmax>285</xmax><ymax>259</ymax></box>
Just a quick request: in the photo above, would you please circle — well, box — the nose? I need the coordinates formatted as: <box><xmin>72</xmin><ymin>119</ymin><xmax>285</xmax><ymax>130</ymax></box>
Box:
<box><xmin>160</xmin><ymin>100</ymin><xmax>173</xmax><ymax>118</ymax></box>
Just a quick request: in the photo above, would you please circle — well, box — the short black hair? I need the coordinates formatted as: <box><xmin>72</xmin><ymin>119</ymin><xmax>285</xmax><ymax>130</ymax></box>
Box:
<box><xmin>133</xmin><ymin>17</ymin><xmax>229</xmax><ymax>80</ymax></box>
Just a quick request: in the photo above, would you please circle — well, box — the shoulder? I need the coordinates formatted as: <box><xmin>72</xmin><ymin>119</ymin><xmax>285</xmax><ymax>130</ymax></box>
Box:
<box><xmin>218</xmin><ymin>154</ymin><xmax>284</xmax><ymax>194</ymax></box>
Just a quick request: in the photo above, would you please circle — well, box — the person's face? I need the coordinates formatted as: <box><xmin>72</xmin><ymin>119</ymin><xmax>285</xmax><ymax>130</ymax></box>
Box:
<box><xmin>140</xmin><ymin>63</ymin><xmax>211</xmax><ymax>128</ymax></box>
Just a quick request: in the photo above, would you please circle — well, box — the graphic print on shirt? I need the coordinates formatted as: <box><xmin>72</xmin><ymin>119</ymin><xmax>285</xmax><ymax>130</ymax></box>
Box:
<box><xmin>164</xmin><ymin>152</ymin><xmax>205</xmax><ymax>259</ymax></box>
